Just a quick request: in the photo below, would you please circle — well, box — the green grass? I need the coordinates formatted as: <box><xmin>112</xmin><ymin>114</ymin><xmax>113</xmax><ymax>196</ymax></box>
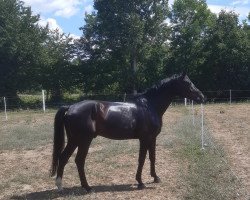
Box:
<box><xmin>0</xmin><ymin>111</ymin><xmax>54</xmax><ymax>151</ymax></box>
<box><xmin>170</xmin><ymin>114</ymin><xmax>241</xmax><ymax>200</ymax></box>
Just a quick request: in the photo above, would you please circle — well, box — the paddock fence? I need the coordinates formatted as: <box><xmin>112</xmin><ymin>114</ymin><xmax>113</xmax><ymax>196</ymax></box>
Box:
<box><xmin>0</xmin><ymin>89</ymin><xmax>250</xmax><ymax>117</ymax></box>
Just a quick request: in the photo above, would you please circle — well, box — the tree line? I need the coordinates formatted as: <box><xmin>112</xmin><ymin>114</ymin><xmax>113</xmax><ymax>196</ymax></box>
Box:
<box><xmin>0</xmin><ymin>0</ymin><xmax>249</xmax><ymax>102</ymax></box>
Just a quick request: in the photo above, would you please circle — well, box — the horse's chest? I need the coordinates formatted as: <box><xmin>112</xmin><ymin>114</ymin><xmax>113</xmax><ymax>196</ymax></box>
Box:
<box><xmin>139</xmin><ymin>110</ymin><xmax>162</xmax><ymax>134</ymax></box>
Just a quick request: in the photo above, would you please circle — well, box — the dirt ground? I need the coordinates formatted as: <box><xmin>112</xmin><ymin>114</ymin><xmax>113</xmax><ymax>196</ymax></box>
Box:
<box><xmin>205</xmin><ymin>103</ymin><xmax>250</xmax><ymax>197</ymax></box>
<box><xmin>0</xmin><ymin>107</ymin><xmax>185</xmax><ymax>200</ymax></box>
<box><xmin>0</xmin><ymin>104</ymin><xmax>249</xmax><ymax>199</ymax></box>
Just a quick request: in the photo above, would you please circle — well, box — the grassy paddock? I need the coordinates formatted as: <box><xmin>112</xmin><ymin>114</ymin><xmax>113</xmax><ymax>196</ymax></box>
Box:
<box><xmin>171</xmin><ymin>114</ymin><xmax>241</xmax><ymax>200</ymax></box>
<box><xmin>0</xmin><ymin>105</ymin><xmax>247</xmax><ymax>199</ymax></box>
<box><xmin>0</xmin><ymin>110</ymin><xmax>55</xmax><ymax>151</ymax></box>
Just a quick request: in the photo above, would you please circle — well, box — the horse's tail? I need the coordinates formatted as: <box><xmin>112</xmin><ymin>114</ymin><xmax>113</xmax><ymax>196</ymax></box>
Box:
<box><xmin>50</xmin><ymin>106</ymin><xmax>69</xmax><ymax>177</ymax></box>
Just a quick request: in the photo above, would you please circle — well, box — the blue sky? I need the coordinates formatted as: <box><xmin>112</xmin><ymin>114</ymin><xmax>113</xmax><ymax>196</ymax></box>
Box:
<box><xmin>23</xmin><ymin>0</ymin><xmax>250</xmax><ymax>38</ymax></box>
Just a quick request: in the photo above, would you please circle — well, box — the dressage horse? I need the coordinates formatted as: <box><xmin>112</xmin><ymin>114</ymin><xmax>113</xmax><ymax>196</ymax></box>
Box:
<box><xmin>50</xmin><ymin>72</ymin><xmax>205</xmax><ymax>192</ymax></box>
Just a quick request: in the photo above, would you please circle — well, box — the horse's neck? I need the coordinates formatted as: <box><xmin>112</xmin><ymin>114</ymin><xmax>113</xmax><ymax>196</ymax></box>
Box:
<box><xmin>152</xmin><ymin>96</ymin><xmax>173</xmax><ymax>117</ymax></box>
<box><xmin>146</xmin><ymin>87</ymin><xmax>174</xmax><ymax>117</ymax></box>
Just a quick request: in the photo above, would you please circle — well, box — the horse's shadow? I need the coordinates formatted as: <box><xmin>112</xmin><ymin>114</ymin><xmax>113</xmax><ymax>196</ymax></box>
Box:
<box><xmin>10</xmin><ymin>184</ymin><xmax>154</xmax><ymax>200</ymax></box>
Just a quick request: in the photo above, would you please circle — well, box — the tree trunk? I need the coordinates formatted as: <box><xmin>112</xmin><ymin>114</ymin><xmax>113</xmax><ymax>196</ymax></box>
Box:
<box><xmin>50</xmin><ymin>85</ymin><xmax>62</xmax><ymax>103</ymax></box>
<box><xmin>131</xmin><ymin>49</ymin><xmax>137</xmax><ymax>94</ymax></box>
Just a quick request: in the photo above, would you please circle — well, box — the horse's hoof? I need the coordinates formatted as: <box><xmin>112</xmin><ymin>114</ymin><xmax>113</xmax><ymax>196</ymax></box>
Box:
<box><xmin>55</xmin><ymin>177</ymin><xmax>63</xmax><ymax>192</ymax></box>
<box><xmin>85</xmin><ymin>187</ymin><xmax>94</xmax><ymax>193</ymax></box>
<box><xmin>154</xmin><ymin>176</ymin><xmax>161</xmax><ymax>183</ymax></box>
<box><xmin>137</xmin><ymin>183</ymin><xmax>146</xmax><ymax>190</ymax></box>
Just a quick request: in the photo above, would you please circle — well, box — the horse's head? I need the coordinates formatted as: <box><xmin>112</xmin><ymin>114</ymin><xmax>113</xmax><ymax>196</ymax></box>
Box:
<box><xmin>175</xmin><ymin>72</ymin><xmax>205</xmax><ymax>104</ymax></box>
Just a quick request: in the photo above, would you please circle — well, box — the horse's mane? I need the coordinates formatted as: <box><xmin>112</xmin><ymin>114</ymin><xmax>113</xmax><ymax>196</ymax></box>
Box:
<box><xmin>136</xmin><ymin>74</ymin><xmax>181</xmax><ymax>99</ymax></box>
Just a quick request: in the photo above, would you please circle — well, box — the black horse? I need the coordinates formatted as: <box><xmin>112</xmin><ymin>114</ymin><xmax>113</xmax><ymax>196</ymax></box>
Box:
<box><xmin>50</xmin><ymin>73</ymin><xmax>205</xmax><ymax>192</ymax></box>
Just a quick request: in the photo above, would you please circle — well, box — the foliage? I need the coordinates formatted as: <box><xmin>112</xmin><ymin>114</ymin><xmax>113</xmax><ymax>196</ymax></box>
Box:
<box><xmin>201</xmin><ymin>11</ymin><xmax>249</xmax><ymax>90</ymax></box>
<box><xmin>167</xmin><ymin>1</ymin><xmax>249</xmax><ymax>91</ymax></box>
<box><xmin>39</xmin><ymin>30</ymin><xmax>78</xmax><ymax>102</ymax></box>
<box><xmin>77</xmin><ymin>0</ymin><xmax>170</xmax><ymax>93</ymax></box>
<box><xmin>0</xmin><ymin>0</ymin><xmax>79</xmax><ymax>102</ymax></box>
<box><xmin>0</xmin><ymin>0</ymin><xmax>249</xmax><ymax>102</ymax></box>
<box><xmin>168</xmin><ymin>0</ymin><xmax>216</xmax><ymax>77</ymax></box>
<box><xmin>0</xmin><ymin>0</ymin><xmax>46</xmax><ymax>97</ymax></box>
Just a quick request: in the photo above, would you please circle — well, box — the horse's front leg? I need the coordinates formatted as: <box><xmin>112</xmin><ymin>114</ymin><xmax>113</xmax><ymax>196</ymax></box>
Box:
<box><xmin>136</xmin><ymin>139</ymin><xmax>148</xmax><ymax>189</ymax></box>
<box><xmin>149</xmin><ymin>138</ymin><xmax>161</xmax><ymax>183</ymax></box>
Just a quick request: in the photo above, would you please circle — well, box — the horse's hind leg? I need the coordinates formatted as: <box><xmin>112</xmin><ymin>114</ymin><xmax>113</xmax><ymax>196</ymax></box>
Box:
<box><xmin>56</xmin><ymin>141</ymin><xmax>77</xmax><ymax>191</ymax></box>
<box><xmin>75</xmin><ymin>137</ymin><xmax>93</xmax><ymax>192</ymax></box>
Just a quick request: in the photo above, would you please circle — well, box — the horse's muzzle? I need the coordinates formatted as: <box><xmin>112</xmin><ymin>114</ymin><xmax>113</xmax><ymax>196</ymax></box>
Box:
<box><xmin>196</xmin><ymin>94</ymin><xmax>206</xmax><ymax>104</ymax></box>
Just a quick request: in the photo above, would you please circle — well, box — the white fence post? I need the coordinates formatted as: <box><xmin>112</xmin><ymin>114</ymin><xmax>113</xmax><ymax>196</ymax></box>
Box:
<box><xmin>4</xmin><ymin>97</ymin><xmax>7</xmax><ymax>120</ymax></box>
<box><xmin>192</xmin><ymin>100</ymin><xmax>194</xmax><ymax>126</ymax></box>
<box><xmin>42</xmin><ymin>90</ymin><xmax>46</xmax><ymax>113</ymax></box>
<box><xmin>184</xmin><ymin>98</ymin><xmax>187</xmax><ymax>106</ymax></box>
<box><xmin>229</xmin><ymin>89</ymin><xmax>232</xmax><ymax>104</ymax></box>
<box><xmin>201</xmin><ymin>103</ymin><xmax>205</xmax><ymax>150</ymax></box>
<box><xmin>123</xmin><ymin>93</ymin><xmax>127</xmax><ymax>102</ymax></box>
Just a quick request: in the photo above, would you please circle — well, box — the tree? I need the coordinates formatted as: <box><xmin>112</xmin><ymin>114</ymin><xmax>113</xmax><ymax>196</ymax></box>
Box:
<box><xmin>39</xmin><ymin>30</ymin><xmax>78</xmax><ymax>102</ymax></box>
<box><xmin>0</xmin><ymin>0</ymin><xmax>46</xmax><ymax>98</ymax></box>
<box><xmin>243</xmin><ymin>13</ymin><xmax>250</xmax><ymax>88</ymax></box>
<box><xmin>167</xmin><ymin>0</ymin><xmax>216</xmax><ymax>80</ymax></box>
<box><xmin>203</xmin><ymin>10</ymin><xmax>249</xmax><ymax>90</ymax></box>
<box><xmin>78</xmin><ymin>0</ymin><xmax>170</xmax><ymax>94</ymax></box>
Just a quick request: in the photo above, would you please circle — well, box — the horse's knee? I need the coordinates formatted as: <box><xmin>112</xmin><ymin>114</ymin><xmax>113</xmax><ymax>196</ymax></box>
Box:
<box><xmin>75</xmin><ymin>156</ymin><xmax>81</xmax><ymax>166</ymax></box>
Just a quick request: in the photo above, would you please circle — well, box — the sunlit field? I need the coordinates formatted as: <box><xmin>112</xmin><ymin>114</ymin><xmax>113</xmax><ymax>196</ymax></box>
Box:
<box><xmin>0</xmin><ymin>104</ymin><xmax>249</xmax><ymax>200</ymax></box>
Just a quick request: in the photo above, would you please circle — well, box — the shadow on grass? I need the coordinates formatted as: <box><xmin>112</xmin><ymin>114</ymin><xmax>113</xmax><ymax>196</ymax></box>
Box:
<box><xmin>10</xmin><ymin>184</ymin><xmax>154</xmax><ymax>200</ymax></box>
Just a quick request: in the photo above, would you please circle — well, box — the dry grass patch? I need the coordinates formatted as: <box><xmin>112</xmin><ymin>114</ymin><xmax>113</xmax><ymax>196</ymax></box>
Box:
<box><xmin>0</xmin><ymin>107</ymin><xmax>185</xmax><ymax>200</ymax></box>
<box><xmin>172</xmin><ymin>113</ymin><xmax>242</xmax><ymax>200</ymax></box>
<box><xmin>1</xmin><ymin>104</ymin><xmax>248</xmax><ymax>200</ymax></box>
<box><xmin>205</xmin><ymin>103</ymin><xmax>250</xmax><ymax>199</ymax></box>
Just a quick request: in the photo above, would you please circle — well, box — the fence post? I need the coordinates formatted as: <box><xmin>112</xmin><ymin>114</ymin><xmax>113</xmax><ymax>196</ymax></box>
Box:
<box><xmin>123</xmin><ymin>93</ymin><xmax>127</xmax><ymax>102</ymax></box>
<box><xmin>42</xmin><ymin>90</ymin><xmax>46</xmax><ymax>113</ymax></box>
<box><xmin>192</xmin><ymin>100</ymin><xmax>194</xmax><ymax>126</ymax></box>
<box><xmin>229</xmin><ymin>89</ymin><xmax>232</xmax><ymax>104</ymax></box>
<box><xmin>184</xmin><ymin>98</ymin><xmax>187</xmax><ymax>106</ymax></box>
<box><xmin>201</xmin><ymin>103</ymin><xmax>204</xmax><ymax>150</ymax></box>
<box><xmin>4</xmin><ymin>97</ymin><xmax>7</xmax><ymax>120</ymax></box>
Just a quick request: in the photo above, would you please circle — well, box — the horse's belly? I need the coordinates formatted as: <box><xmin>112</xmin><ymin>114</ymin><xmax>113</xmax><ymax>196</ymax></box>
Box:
<box><xmin>99</xmin><ymin>130</ymin><xmax>137</xmax><ymax>140</ymax></box>
<box><xmin>97</xmin><ymin>116</ymin><xmax>137</xmax><ymax>139</ymax></box>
